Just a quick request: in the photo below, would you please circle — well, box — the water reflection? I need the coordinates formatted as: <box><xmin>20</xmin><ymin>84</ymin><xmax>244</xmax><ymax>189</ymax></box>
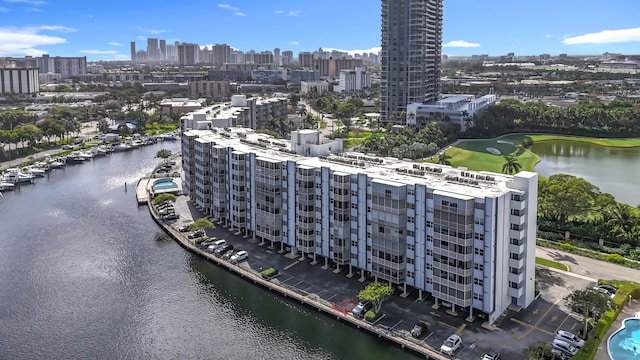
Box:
<box><xmin>532</xmin><ymin>140</ymin><xmax>640</xmax><ymax>205</ymax></box>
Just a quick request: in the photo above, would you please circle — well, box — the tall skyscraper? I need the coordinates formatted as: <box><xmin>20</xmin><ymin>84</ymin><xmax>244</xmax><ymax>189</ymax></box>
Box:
<box><xmin>130</xmin><ymin>41</ymin><xmax>136</xmax><ymax>62</ymax></box>
<box><xmin>380</xmin><ymin>0</ymin><xmax>443</xmax><ymax>124</ymax></box>
<box><xmin>147</xmin><ymin>38</ymin><xmax>159</xmax><ymax>61</ymax></box>
<box><xmin>160</xmin><ymin>39</ymin><xmax>167</xmax><ymax>60</ymax></box>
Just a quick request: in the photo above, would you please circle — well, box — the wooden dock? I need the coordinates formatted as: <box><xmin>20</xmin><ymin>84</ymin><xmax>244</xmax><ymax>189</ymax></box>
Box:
<box><xmin>136</xmin><ymin>178</ymin><xmax>151</xmax><ymax>204</ymax></box>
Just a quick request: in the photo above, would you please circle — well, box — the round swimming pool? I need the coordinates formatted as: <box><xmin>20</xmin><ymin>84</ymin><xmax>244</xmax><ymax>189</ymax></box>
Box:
<box><xmin>608</xmin><ymin>318</ymin><xmax>640</xmax><ymax>360</ymax></box>
<box><xmin>152</xmin><ymin>178</ymin><xmax>178</xmax><ymax>191</ymax></box>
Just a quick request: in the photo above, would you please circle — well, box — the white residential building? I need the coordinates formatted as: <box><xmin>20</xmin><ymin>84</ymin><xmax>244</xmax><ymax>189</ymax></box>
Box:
<box><xmin>334</xmin><ymin>67</ymin><xmax>371</xmax><ymax>93</ymax></box>
<box><xmin>181</xmin><ymin>127</ymin><xmax>538</xmax><ymax>324</ymax></box>
<box><xmin>181</xmin><ymin>95</ymin><xmax>288</xmax><ymax>130</ymax></box>
<box><xmin>0</xmin><ymin>68</ymin><xmax>39</xmax><ymax>94</ymax></box>
<box><xmin>407</xmin><ymin>94</ymin><xmax>497</xmax><ymax>131</ymax></box>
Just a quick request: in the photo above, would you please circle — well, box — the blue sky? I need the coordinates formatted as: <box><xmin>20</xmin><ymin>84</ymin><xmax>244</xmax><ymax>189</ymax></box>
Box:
<box><xmin>1</xmin><ymin>0</ymin><xmax>640</xmax><ymax>61</ymax></box>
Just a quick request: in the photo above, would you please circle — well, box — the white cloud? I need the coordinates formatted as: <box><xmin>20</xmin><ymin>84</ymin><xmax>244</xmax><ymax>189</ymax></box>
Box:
<box><xmin>217</xmin><ymin>4</ymin><xmax>238</xmax><ymax>11</ymax></box>
<box><xmin>273</xmin><ymin>10</ymin><xmax>283</xmax><ymax>14</ymax></box>
<box><xmin>80</xmin><ymin>49</ymin><xmax>118</xmax><ymax>54</ymax></box>
<box><xmin>136</xmin><ymin>35</ymin><xmax>147</xmax><ymax>41</ymax></box>
<box><xmin>443</xmin><ymin>40</ymin><xmax>480</xmax><ymax>48</ymax></box>
<box><xmin>2</xmin><ymin>0</ymin><xmax>46</xmax><ymax>5</ymax></box>
<box><xmin>108</xmin><ymin>42</ymin><xmax>122</xmax><ymax>46</ymax></box>
<box><xmin>0</xmin><ymin>6</ymin><xmax>8</xmax><ymax>11</ymax></box>
<box><xmin>562</xmin><ymin>28</ymin><xmax>640</xmax><ymax>45</ymax></box>
<box><xmin>0</xmin><ymin>26</ymin><xmax>67</xmax><ymax>56</ymax></box>
<box><xmin>39</xmin><ymin>25</ymin><xmax>75</xmax><ymax>33</ymax></box>
<box><xmin>289</xmin><ymin>41</ymin><xmax>299</xmax><ymax>45</ymax></box>
<box><xmin>545</xmin><ymin>34</ymin><xmax>553</xmax><ymax>38</ymax></box>
<box><xmin>135</xmin><ymin>26</ymin><xmax>168</xmax><ymax>35</ymax></box>
<box><xmin>287</xmin><ymin>10</ymin><xmax>300</xmax><ymax>16</ymax></box>
<box><xmin>218</xmin><ymin>3</ymin><xmax>244</xmax><ymax>16</ymax></box>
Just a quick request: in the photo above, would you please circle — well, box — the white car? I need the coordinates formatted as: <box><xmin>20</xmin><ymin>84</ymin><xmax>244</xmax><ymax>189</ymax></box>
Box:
<box><xmin>555</xmin><ymin>330</ymin><xmax>585</xmax><ymax>348</ymax></box>
<box><xmin>440</xmin><ymin>334</ymin><xmax>462</xmax><ymax>355</ymax></box>
<box><xmin>230</xmin><ymin>250</ymin><xmax>248</xmax><ymax>263</ymax></box>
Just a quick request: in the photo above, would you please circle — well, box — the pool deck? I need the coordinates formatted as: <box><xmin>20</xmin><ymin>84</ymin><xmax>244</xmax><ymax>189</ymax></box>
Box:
<box><xmin>595</xmin><ymin>298</ymin><xmax>640</xmax><ymax>360</ymax></box>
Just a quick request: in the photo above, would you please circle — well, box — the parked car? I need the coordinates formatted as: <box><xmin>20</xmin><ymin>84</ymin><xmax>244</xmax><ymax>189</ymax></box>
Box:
<box><xmin>440</xmin><ymin>334</ymin><xmax>462</xmax><ymax>356</ymax></box>
<box><xmin>555</xmin><ymin>330</ymin><xmax>585</xmax><ymax>348</ymax></box>
<box><xmin>222</xmin><ymin>250</ymin><xmax>236</xmax><ymax>260</ymax></box>
<box><xmin>162</xmin><ymin>213</ymin><xmax>179</xmax><ymax>221</ymax></box>
<box><xmin>158</xmin><ymin>208</ymin><xmax>175</xmax><ymax>216</ymax></box>
<box><xmin>594</xmin><ymin>284</ymin><xmax>617</xmax><ymax>298</ymax></box>
<box><xmin>411</xmin><ymin>323</ymin><xmax>427</xmax><ymax>338</ymax></box>
<box><xmin>551</xmin><ymin>339</ymin><xmax>578</xmax><ymax>357</ymax></box>
<box><xmin>188</xmin><ymin>229</ymin><xmax>206</xmax><ymax>239</ymax></box>
<box><xmin>178</xmin><ymin>223</ymin><xmax>192</xmax><ymax>232</ymax></box>
<box><xmin>214</xmin><ymin>244</ymin><xmax>234</xmax><ymax>257</ymax></box>
<box><xmin>481</xmin><ymin>352</ymin><xmax>501</xmax><ymax>360</ymax></box>
<box><xmin>230</xmin><ymin>250</ymin><xmax>248</xmax><ymax>263</ymax></box>
<box><xmin>209</xmin><ymin>239</ymin><xmax>227</xmax><ymax>249</ymax></box>
<box><xmin>351</xmin><ymin>300</ymin><xmax>373</xmax><ymax>317</ymax></box>
<box><xmin>551</xmin><ymin>349</ymin><xmax>571</xmax><ymax>360</ymax></box>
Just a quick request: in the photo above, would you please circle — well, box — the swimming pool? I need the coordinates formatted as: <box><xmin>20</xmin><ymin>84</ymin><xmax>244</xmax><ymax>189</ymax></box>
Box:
<box><xmin>152</xmin><ymin>179</ymin><xmax>178</xmax><ymax>191</ymax></box>
<box><xmin>608</xmin><ymin>318</ymin><xmax>640</xmax><ymax>360</ymax></box>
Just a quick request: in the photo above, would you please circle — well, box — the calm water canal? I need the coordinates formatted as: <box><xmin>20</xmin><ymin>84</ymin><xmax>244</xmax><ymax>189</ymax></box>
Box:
<box><xmin>532</xmin><ymin>140</ymin><xmax>640</xmax><ymax>206</ymax></box>
<box><xmin>0</xmin><ymin>142</ymin><xmax>413</xmax><ymax>360</ymax></box>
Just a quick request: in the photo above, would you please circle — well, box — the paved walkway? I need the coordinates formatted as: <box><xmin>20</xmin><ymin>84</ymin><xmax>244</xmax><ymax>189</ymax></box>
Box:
<box><xmin>594</xmin><ymin>298</ymin><xmax>640</xmax><ymax>360</ymax></box>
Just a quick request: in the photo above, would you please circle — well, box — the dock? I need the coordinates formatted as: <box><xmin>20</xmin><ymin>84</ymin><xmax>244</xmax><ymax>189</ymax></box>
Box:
<box><xmin>136</xmin><ymin>178</ymin><xmax>151</xmax><ymax>204</ymax></box>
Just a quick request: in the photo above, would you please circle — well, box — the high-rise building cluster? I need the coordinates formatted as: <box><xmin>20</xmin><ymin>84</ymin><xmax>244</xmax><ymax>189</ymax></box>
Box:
<box><xmin>130</xmin><ymin>38</ymin><xmax>379</xmax><ymax>69</ymax></box>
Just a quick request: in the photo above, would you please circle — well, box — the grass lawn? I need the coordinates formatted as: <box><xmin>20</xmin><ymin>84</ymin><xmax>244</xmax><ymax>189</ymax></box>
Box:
<box><xmin>440</xmin><ymin>138</ymin><xmax>539</xmax><ymax>173</ymax></box>
<box><xmin>536</xmin><ymin>257</ymin><xmax>570</xmax><ymax>271</ymax></box>
<box><xmin>501</xmin><ymin>134</ymin><xmax>640</xmax><ymax>147</ymax></box>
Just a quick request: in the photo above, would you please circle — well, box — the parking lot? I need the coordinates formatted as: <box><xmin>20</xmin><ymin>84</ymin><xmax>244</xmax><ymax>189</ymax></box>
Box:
<box><xmin>169</xmin><ymin>195</ymin><xmax>593</xmax><ymax>359</ymax></box>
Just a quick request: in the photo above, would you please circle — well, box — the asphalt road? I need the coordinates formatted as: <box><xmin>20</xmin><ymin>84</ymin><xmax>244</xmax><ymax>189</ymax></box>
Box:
<box><xmin>536</xmin><ymin>246</ymin><xmax>640</xmax><ymax>282</ymax></box>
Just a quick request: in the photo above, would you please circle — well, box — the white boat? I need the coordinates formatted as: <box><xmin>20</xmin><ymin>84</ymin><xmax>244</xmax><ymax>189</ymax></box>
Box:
<box><xmin>66</xmin><ymin>151</ymin><xmax>88</xmax><ymax>164</ymax></box>
<box><xmin>113</xmin><ymin>143</ymin><xmax>131</xmax><ymax>152</ymax></box>
<box><xmin>0</xmin><ymin>181</ymin><xmax>15</xmax><ymax>191</ymax></box>
<box><xmin>22</xmin><ymin>166</ymin><xmax>46</xmax><ymax>177</ymax></box>
<box><xmin>3</xmin><ymin>168</ymin><xmax>35</xmax><ymax>184</ymax></box>
<box><xmin>78</xmin><ymin>150</ymin><xmax>94</xmax><ymax>160</ymax></box>
<box><xmin>92</xmin><ymin>146</ymin><xmax>109</xmax><ymax>157</ymax></box>
<box><xmin>45</xmin><ymin>156</ymin><xmax>66</xmax><ymax>168</ymax></box>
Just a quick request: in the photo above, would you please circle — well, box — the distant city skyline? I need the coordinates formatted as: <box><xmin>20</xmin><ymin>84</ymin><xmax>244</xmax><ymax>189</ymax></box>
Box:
<box><xmin>1</xmin><ymin>0</ymin><xmax>640</xmax><ymax>61</ymax></box>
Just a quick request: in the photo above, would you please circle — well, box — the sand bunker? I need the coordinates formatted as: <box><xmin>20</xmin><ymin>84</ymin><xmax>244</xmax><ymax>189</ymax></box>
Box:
<box><xmin>486</xmin><ymin>147</ymin><xmax>501</xmax><ymax>155</ymax></box>
<box><xmin>497</xmin><ymin>140</ymin><xmax>514</xmax><ymax>145</ymax></box>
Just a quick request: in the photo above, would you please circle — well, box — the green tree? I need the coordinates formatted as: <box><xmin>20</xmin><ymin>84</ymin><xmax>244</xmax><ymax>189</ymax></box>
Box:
<box><xmin>358</xmin><ymin>282</ymin><xmax>394</xmax><ymax>314</ymax></box>
<box><xmin>565</xmin><ymin>288</ymin><xmax>609</xmax><ymax>337</ymax></box>
<box><xmin>190</xmin><ymin>217</ymin><xmax>215</xmax><ymax>232</ymax></box>
<box><xmin>97</xmin><ymin>119</ymin><xmax>110</xmax><ymax>133</ymax></box>
<box><xmin>501</xmin><ymin>154</ymin><xmax>522</xmax><ymax>174</ymax></box>
<box><xmin>153</xmin><ymin>193</ymin><xmax>176</xmax><ymax>205</ymax></box>
<box><xmin>117</xmin><ymin>122</ymin><xmax>132</xmax><ymax>137</ymax></box>
<box><xmin>538</xmin><ymin>174</ymin><xmax>600</xmax><ymax>222</ymax></box>
<box><xmin>437</xmin><ymin>153</ymin><xmax>452</xmax><ymax>166</ymax></box>
<box><xmin>156</xmin><ymin>149</ymin><xmax>172</xmax><ymax>160</ymax></box>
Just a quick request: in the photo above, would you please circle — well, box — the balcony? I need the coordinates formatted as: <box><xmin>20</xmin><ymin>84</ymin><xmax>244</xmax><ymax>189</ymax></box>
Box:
<box><xmin>509</xmin><ymin>242</ymin><xmax>526</xmax><ymax>255</ymax></box>
<box><xmin>508</xmin><ymin>271</ymin><xmax>525</xmax><ymax>285</ymax></box>
<box><xmin>508</xmin><ymin>257</ymin><xmax>525</xmax><ymax>270</ymax></box>
<box><xmin>511</xmin><ymin>199</ymin><xmax>526</xmax><ymax>211</ymax></box>
<box><xmin>510</xmin><ymin>214</ymin><xmax>526</xmax><ymax>226</ymax></box>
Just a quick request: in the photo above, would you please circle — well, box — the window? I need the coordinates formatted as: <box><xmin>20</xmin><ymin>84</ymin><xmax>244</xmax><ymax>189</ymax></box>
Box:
<box><xmin>474</xmin><ymin>217</ymin><xmax>484</xmax><ymax>225</ymax></box>
<box><xmin>473</xmin><ymin>278</ymin><xmax>484</xmax><ymax>286</ymax></box>
<box><xmin>509</xmin><ymin>281</ymin><xmax>520</xmax><ymax>289</ymax></box>
<box><xmin>407</xmin><ymin>258</ymin><xmax>414</xmax><ymax>265</ymax></box>
<box><xmin>511</xmin><ymin>209</ymin><xmax>522</xmax><ymax>216</ymax></box>
<box><xmin>473</xmin><ymin>293</ymin><xmax>483</xmax><ymax>301</ymax></box>
<box><xmin>474</xmin><ymin>202</ymin><xmax>485</xmax><ymax>210</ymax></box>
<box><xmin>474</xmin><ymin>248</ymin><xmax>484</xmax><ymax>256</ymax></box>
<box><xmin>408</xmin><ymin>244</ymin><xmax>415</xmax><ymax>251</ymax></box>
<box><xmin>474</xmin><ymin>233</ymin><xmax>484</xmax><ymax>241</ymax></box>
<box><xmin>474</xmin><ymin>263</ymin><xmax>484</xmax><ymax>271</ymax></box>
<box><xmin>511</xmin><ymin>194</ymin><xmax>523</xmax><ymax>201</ymax></box>
<box><xmin>510</xmin><ymin>238</ymin><xmax>523</xmax><ymax>246</ymax></box>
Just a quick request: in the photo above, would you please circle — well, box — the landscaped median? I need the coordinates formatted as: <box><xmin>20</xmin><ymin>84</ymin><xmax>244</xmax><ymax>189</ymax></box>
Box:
<box><xmin>536</xmin><ymin>257</ymin><xmax>570</xmax><ymax>271</ymax></box>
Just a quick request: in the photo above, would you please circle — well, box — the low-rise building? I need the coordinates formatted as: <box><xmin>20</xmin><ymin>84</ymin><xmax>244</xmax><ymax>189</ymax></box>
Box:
<box><xmin>407</xmin><ymin>94</ymin><xmax>497</xmax><ymax>131</ymax></box>
<box><xmin>181</xmin><ymin>127</ymin><xmax>538</xmax><ymax>325</ymax></box>
<box><xmin>159</xmin><ymin>98</ymin><xmax>207</xmax><ymax>114</ymax></box>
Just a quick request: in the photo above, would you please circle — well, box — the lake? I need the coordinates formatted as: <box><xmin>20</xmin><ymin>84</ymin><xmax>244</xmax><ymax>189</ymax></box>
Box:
<box><xmin>532</xmin><ymin>139</ymin><xmax>640</xmax><ymax>206</ymax></box>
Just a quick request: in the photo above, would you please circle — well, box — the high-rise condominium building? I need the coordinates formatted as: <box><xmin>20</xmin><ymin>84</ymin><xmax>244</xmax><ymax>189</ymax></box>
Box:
<box><xmin>180</xmin><ymin>128</ymin><xmax>538</xmax><ymax>324</ymax></box>
<box><xmin>147</xmin><ymin>38</ymin><xmax>159</xmax><ymax>61</ymax></box>
<box><xmin>381</xmin><ymin>0</ymin><xmax>443</xmax><ymax>124</ymax></box>
<box><xmin>130</xmin><ymin>41</ymin><xmax>136</xmax><ymax>62</ymax></box>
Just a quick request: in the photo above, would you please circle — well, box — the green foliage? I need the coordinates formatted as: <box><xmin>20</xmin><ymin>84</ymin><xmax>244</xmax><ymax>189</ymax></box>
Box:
<box><xmin>191</xmin><ymin>217</ymin><xmax>214</xmax><ymax>231</ymax></box>
<box><xmin>153</xmin><ymin>193</ymin><xmax>176</xmax><ymax>205</ymax></box>
<box><xmin>364</xmin><ymin>309</ymin><xmax>382</xmax><ymax>322</ymax></box>
<box><xmin>156</xmin><ymin>149</ymin><xmax>172</xmax><ymax>159</ymax></box>
<box><xmin>565</xmin><ymin>288</ymin><xmax>610</xmax><ymax>338</ymax></box>
<box><xmin>260</xmin><ymin>267</ymin><xmax>279</xmax><ymax>279</ymax></box>
<box><xmin>606</xmin><ymin>253</ymin><xmax>625</xmax><ymax>264</ymax></box>
<box><xmin>535</xmin><ymin>257</ymin><xmax>569</xmax><ymax>271</ymax></box>
<box><xmin>358</xmin><ymin>282</ymin><xmax>394</xmax><ymax>314</ymax></box>
<box><xmin>538</xmin><ymin>174</ymin><xmax>600</xmax><ymax>223</ymax></box>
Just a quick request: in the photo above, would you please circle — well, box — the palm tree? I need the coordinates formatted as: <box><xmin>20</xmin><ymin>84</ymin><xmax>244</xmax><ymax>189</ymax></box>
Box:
<box><xmin>407</xmin><ymin>112</ymin><xmax>416</xmax><ymax>126</ymax></box>
<box><xmin>502</xmin><ymin>154</ymin><xmax>522</xmax><ymax>174</ymax></box>
<box><xmin>437</xmin><ymin>153</ymin><xmax>452</xmax><ymax>166</ymax></box>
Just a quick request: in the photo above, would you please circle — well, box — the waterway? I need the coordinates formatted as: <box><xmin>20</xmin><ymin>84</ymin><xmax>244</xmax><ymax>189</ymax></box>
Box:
<box><xmin>532</xmin><ymin>140</ymin><xmax>640</xmax><ymax>206</ymax></box>
<box><xmin>0</xmin><ymin>142</ymin><xmax>414</xmax><ymax>360</ymax></box>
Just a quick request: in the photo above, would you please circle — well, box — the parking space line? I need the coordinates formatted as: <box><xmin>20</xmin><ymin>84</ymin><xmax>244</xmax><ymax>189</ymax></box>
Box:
<box><xmin>284</xmin><ymin>260</ymin><xmax>301</xmax><ymax>270</ymax></box>
<box><xmin>438</xmin><ymin>321</ymin><xmax>457</xmax><ymax>330</ymax></box>
<box><xmin>455</xmin><ymin>323</ymin><xmax>466</xmax><ymax>335</ymax></box>
<box><xmin>555</xmin><ymin>313</ymin><xmax>573</xmax><ymax>332</ymax></box>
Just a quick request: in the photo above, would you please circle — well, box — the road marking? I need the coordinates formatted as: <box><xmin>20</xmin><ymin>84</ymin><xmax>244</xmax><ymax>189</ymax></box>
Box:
<box><xmin>438</xmin><ymin>321</ymin><xmax>457</xmax><ymax>330</ymax></box>
<box><xmin>284</xmin><ymin>260</ymin><xmax>301</xmax><ymax>270</ymax></box>
<box><xmin>455</xmin><ymin>323</ymin><xmax>466</xmax><ymax>335</ymax></box>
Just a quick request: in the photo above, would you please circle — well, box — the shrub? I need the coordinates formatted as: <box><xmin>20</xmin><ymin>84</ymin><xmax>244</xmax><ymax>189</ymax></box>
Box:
<box><xmin>364</xmin><ymin>309</ymin><xmax>382</xmax><ymax>322</ymax></box>
<box><xmin>607</xmin><ymin>253</ymin><xmax>625</xmax><ymax>264</ymax></box>
<box><xmin>261</xmin><ymin>267</ymin><xmax>279</xmax><ymax>279</ymax></box>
